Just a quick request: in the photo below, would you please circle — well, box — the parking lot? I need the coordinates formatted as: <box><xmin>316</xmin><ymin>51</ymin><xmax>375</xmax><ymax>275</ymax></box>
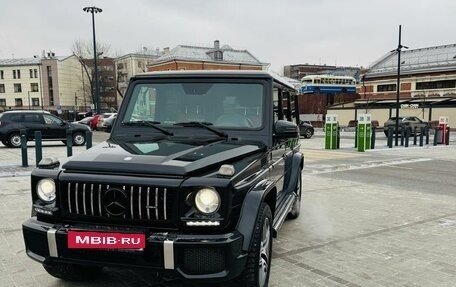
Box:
<box><xmin>2</xmin><ymin>131</ymin><xmax>456</xmax><ymax>286</ymax></box>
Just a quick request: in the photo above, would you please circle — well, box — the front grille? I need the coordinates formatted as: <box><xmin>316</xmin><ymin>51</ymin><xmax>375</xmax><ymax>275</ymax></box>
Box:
<box><xmin>60</xmin><ymin>182</ymin><xmax>176</xmax><ymax>225</ymax></box>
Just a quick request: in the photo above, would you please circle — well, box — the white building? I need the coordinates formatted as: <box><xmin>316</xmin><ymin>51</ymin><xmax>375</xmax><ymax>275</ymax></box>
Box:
<box><xmin>114</xmin><ymin>48</ymin><xmax>163</xmax><ymax>100</ymax></box>
<box><xmin>0</xmin><ymin>58</ymin><xmax>43</xmax><ymax>110</ymax></box>
<box><xmin>0</xmin><ymin>54</ymin><xmax>89</xmax><ymax>117</ymax></box>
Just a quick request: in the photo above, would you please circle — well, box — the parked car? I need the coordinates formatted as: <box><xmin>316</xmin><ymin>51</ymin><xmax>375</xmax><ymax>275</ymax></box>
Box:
<box><xmin>22</xmin><ymin>70</ymin><xmax>304</xmax><ymax>286</ymax></box>
<box><xmin>74</xmin><ymin>116</ymin><xmax>93</xmax><ymax>126</ymax></box>
<box><xmin>101</xmin><ymin>113</ymin><xmax>117</xmax><ymax>132</ymax></box>
<box><xmin>0</xmin><ymin>110</ymin><xmax>90</xmax><ymax>148</ymax></box>
<box><xmin>383</xmin><ymin>116</ymin><xmax>428</xmax><ymax>136</ymax></box>
<box><xmin>299</xmin><ymin>121</ymin><xmax>314</xmax><ymax>138</ymax></box>
<box><xmin>96</xmin><ymin>113</ymin><xmax>116</xmax><ymax>131</ymax></box>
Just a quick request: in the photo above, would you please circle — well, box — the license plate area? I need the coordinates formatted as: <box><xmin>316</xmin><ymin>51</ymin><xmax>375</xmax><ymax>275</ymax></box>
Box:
<box><xmin>68</xmin><ymin>231</ymin><xmax>145</xmax><ymax>249</ymax></box>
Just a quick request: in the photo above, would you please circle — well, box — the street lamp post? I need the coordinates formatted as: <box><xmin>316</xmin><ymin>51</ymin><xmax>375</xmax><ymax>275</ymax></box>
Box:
<box><xmin>83</xmin><ymin>6</ymin><xmax>103</xmax><ymax>115</ymax></box>
<box><xmin>394</xmin><ymin>25</ymin><xmax>408</xmax><ymax>146</ymax></box>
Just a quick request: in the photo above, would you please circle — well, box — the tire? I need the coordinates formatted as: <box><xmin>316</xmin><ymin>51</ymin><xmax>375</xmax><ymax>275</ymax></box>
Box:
<box><xmin>288</xmin><ymin>173</ymin><xmax>302</xmax><ymax>220</ymax></box>
<box><xmin>227</xmin><ymin>203</ymin><xmax>273</xmax><ymax>287</ymax></box>
<box><xmin>303</xmin><ymin>129</ymin><xmax>313</xmax><ymax>139</ymax></box>
<box><xmin>72</xmin><ymin>132</ymin><xmax>86</xmax><ymax>146</ymax></box>
<box><xmin>43</xmin><ymin>262</ymin><xmax>102</xmax><ymax>281</ymax></box>
<box><xmin>8</xmin><ymin>133</ymin><xmax>22</xmax><ymax>148</ymax></box>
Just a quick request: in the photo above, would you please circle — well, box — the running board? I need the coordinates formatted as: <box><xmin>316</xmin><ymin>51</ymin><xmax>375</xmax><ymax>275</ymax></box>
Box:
<box><xmin>272</xmin><ymin>193</ymin><xmax>296</xmax><ymax>238</ymax></box>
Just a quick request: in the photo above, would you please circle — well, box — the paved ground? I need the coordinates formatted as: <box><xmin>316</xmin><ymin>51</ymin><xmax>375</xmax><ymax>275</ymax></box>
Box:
<box><xmin>1</xmin><ymin>131</ymin><xmax>456</xmax><ymax>286</ymax></box>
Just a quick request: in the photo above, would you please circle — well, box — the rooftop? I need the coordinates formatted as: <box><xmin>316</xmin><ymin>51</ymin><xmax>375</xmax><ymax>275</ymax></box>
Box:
<box><xmin>367</xmin><ymin>43</ymin><xmax>456</xmax><ymax>78</ymax></box>
<box><xmin>153</xmin><ymin>43</ymin><xmax>265</xmax><ymax>66</ymax></box>
<box><xmin>0</xmin><ymin>58</ymin><xmax>41</xmax><ymax>66</ymax></box>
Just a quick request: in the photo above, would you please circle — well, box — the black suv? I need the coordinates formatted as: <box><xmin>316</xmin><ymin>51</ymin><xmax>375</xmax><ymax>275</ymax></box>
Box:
<box><xmin>22</xmin><ymin>71</ymin><xmax>304</xmax><ymax>287</ymax></box>
<box><xmin>0</xmin><ymin>110</ymin><xmax>90</xmax><ymax>148</ymax></box>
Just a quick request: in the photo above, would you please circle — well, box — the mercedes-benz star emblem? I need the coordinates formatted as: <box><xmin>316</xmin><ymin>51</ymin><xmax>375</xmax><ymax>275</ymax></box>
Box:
<box><xmin>103</xmin><ymin>188</ymin><xmax>128</xmax><ymax>217</ymax></box>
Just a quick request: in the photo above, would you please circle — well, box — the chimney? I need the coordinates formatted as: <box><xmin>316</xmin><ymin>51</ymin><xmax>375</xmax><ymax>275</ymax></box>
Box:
<box><xmin>214</xmin><ymin>40</ymin><xmax>220</xmax><ymax>50</ymax></box>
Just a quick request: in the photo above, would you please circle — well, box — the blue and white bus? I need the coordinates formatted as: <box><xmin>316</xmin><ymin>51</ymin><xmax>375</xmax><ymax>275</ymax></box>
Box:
<box><xmin>300</xmin><ymin>75</ymin><xmax>357</xmax><ymax>94</ymax></box>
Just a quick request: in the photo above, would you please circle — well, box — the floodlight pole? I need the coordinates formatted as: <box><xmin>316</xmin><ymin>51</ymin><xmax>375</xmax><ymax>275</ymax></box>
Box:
<box><xmin>83</xmin><ymin>6</ymin><xmax>103</xmax><ymax>115</ymax></box>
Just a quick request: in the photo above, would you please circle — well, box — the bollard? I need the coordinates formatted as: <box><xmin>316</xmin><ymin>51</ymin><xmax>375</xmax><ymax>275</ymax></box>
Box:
<box><xmin>446</xmin><ymin>127</ymin><xmax>450</xmax><ymax>146</ymax></box>
<box><xmin>419</xmin><ymin>127</ymin><xmax>424</xmax><ymax>147</ymax></box>
<box><xmin>405</xmin><ymin>128</ymin><xmax>409</xmax><ymax>148</ymax></box>
<box><xmin>86</xmin><ymin>130</ymin><xmax>92</xmax><ymax>149</ymax></box>
<box><xmin>413</xmin><ymin>127</ymin><xmax>417</xmax><ymax>145</ymax></box>
<box><xmin>387</xmin><ymin>127</ymin><xmax>393</xmax><ymax>148</ymax></box>
<box><xmin>354</xmin><ymin>127</ymin><xmax>357</xmax><ymax>148</ymax></box>
<box><xmin>35</xmin><ymin>131</ymin><xmax>42</xmax><ymax>167</ymax></box>
<box><xmin>371</xmin><ymin>127</ymin><xmax>376</xmax><ymax>149</ymax></box>
<box><xmin>400</xmin><ymin>129</ymin><xmax>405</xmax><ymax>146</ymax></box>
<box><xmin>66</xmin><ymin>129</ymin><xmax>73</xmax><ymax>157</ymax></box>
<box><xmin>20</xmin><ymin>129</ymin><xmax>28</xmax><ymax>167</ymax></box>
<box><xmin>433</xmin><ymin>128</ymin><xmax>438</xmax><ymax>146</ymax></box>
<box><xmin>425</xmin><ymin>126</ymin><xmax>430</xmax><ymax>145</ymax></box>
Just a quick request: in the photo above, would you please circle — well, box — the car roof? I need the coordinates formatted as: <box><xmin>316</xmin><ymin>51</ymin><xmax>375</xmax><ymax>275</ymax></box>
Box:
<box><xmin>132</xmin><ymin>70</ymin><xmax>298</xmax><ymax>91</ymax></box>
<box><xmin>2</xmin><ymin>110</ymin><xmax>51</xmax><ymax>114</ymax></box>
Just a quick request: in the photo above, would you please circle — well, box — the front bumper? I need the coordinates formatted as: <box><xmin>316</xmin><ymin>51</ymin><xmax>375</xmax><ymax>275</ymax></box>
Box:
<box><xmin>22</xmin><ymin>218</ymin><xmax>246</xmax><ymax>281</ymax></box>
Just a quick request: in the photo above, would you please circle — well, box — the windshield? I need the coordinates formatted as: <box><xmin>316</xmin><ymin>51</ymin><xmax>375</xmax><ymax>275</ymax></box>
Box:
<box><xmin>123</xmin><ymin>82</ymin><xmax>264</xmax><ymax>130</ymax></box>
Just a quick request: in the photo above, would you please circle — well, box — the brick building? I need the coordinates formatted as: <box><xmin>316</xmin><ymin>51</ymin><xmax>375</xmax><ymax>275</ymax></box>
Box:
<box><xmin>147</xmin><ymin>40</ymin><xmax>267</xmax><ymax>71</ymax></box>
<box><xmin>84</xmin><ymin>57</ymin><xmax>117</xmax><ymax>111</ymax></box>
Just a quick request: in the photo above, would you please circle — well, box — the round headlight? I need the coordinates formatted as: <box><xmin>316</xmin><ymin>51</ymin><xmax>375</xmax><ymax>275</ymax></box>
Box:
<box><xmin>194</xmin><ymin>187</ymin><xmax>220</xmax><ymax>214</ymax></box>
<box><xmin>37</xmin><ymin>179</ymin><xmax>56</xmax><ymax>203</ymax></box>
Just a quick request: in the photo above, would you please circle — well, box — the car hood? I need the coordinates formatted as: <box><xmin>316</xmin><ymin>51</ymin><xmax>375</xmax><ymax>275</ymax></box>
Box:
<box><xmin>62</xmin><ymin>138</ymin><xmax>265</xmax><ymax>176</ymax></box>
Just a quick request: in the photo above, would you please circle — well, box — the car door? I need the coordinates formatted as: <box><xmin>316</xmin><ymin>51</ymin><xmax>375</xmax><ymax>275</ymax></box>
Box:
<box><xmin>23</xmin><ymin>113</ymin><xmax>44</xmax><ymax>140</ymax></box>
<box><xmin>42</xmin><ymin>114</ymin><xmax>67</xmax><ymax>140</ymax></box>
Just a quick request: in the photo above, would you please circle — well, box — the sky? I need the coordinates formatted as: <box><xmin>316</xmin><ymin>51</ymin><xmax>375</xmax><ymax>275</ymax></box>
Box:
<box><xmin>1</xmin><ymin>0</ymin><xmax>455</xmax><ymax>73</ymax></box>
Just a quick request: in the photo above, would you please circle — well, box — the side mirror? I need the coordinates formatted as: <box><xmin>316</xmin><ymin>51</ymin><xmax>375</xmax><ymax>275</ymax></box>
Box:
<box><xmin>274</xmin><ymin>120</ymin><xmax>299</xmax><ymax>139</ymax></box>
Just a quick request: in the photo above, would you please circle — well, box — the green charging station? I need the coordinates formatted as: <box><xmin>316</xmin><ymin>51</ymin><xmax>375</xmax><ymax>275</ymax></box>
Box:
<box><xmin>357</xmin><ymin>114</ymin><xmax>371</xmax><ymax>152</ymax></box>
<box><xmin>325</xmin><ymin>114</ymin><xmax>339</xmax><ymax>149</ymax></box>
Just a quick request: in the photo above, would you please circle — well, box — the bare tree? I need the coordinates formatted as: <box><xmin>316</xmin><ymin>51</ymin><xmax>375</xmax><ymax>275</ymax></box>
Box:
<box><xmin>72</xmin><ymin>40</ymin><xmax>112</xmax><ymax>111</ymax></box>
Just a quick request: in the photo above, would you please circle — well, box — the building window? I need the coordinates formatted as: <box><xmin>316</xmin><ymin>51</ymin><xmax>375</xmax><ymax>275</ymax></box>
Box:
<box><xmin>31</xmin><ymin>83</ymin><xmax>39</xmax><ymax>92</ymax></box>
<box><xmin>0</xmin><ymin>84</ymin><xmax>4</xmax><ymax>93</ymax></box>
<box><xmin>15</xmin><ymin>98</ymin><xmax>23</xmax><ymax>107</ymax></box>
<box><xmin>14</xmin><ymin>83</ymin><xmax>22</xmax><ymax>93</ymax></box>
<box><xmin>0</xmin><ymin>70</ymin><xmax>3</xmax><ymax>79</ymax></box>
<box><xmin>17</xmin><ymin>70</ymin><xmax>21</xmax><ymax>79</ymax></box>
<box><xmin>34</xmin><ymin>69</ymin><xmax>38</xmax><ymax>78</ymax></box>
<box><xmin>30</xmin><ymin>69</ymin><xmax>33</xmax><ymax>78</ymax></box>
<box><xmin>117</xmin><ymin>63</ymin><xmax>124</xmax><ymax>69</ymax></box>
<box><xmin>0</xmin><ymin>99</ymin><xmax>5</xmax><ymax>106</ymax></box>
<box><xmin>47</xmin><ymin>66</ymin><xmax>52</xmax><ymax>77</ymax></box>
<box><xmin>13</xmin><ymin>70</ymin><xmax>16</xmax><ymax>79</ymax></box>
<box><xmin>377</xmin><ymin>84</ymin><xmax>396</xmax><ymax>92</ymax></box>
<box><xmin>416</xmin><ymin>80</ymin><xmax>456</xmax><ymax>90</ymax></box>
<box><xmin>32</xmin><ymin>98</ymin><xmax>40</xmax><ymax>107</ymax></box>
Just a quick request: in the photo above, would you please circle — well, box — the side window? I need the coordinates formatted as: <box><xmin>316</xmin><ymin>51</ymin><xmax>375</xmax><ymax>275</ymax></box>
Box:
<box><xmin>43</xmin><ymin>114</ymin><xmax>63</xmax><ymax>125</ymax></box>
<box><xmin>8</xmin><ymin>114</ymin><xmax>23</xmax><ymax>122</ymax></box>
<box><xmin>24</xmin><ymin>114</ymin><xmax>42</xmax><ymax>123</ymax></box>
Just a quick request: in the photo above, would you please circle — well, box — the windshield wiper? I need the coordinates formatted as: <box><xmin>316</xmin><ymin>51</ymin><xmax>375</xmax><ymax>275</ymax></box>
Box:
<box><xmin>174</xmin><ymin>121</ymin><xmax>228</xmax><ymax>138</ymax></box>
<box><xmin>122</xmin><ymin>120</ymin><xmax>174</xmax><ymax>136</ymax></box>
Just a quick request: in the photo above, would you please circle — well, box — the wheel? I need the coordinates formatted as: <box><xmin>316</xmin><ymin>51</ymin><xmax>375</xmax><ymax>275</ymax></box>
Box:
<box><xmin>43</xmin><ymin>262</ymin><xmax>102</xmax><ymax>281</ymax></box>
<box><xmin>72</xmin><ymin>132</ymin><xmax>86</xmax><ymax>146</ymax></box>
<box><xmin>8</xmin><ymin>133</ymin><xmax>22</xmax><ymax>148</ymax></box>
<box><xmin>303</xmin><ymin>129</ymin><xmax>313</xmax><ymax>139</ymax></box>
<box><xmin>288</xmin><ymin>173</ymin><xmax>302</xmax><ymax>219</ymax></box>
<box><xmin>228</xmin><ymin>203</ymin><xmax>272</xmax><ymax>287</ymax></box>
